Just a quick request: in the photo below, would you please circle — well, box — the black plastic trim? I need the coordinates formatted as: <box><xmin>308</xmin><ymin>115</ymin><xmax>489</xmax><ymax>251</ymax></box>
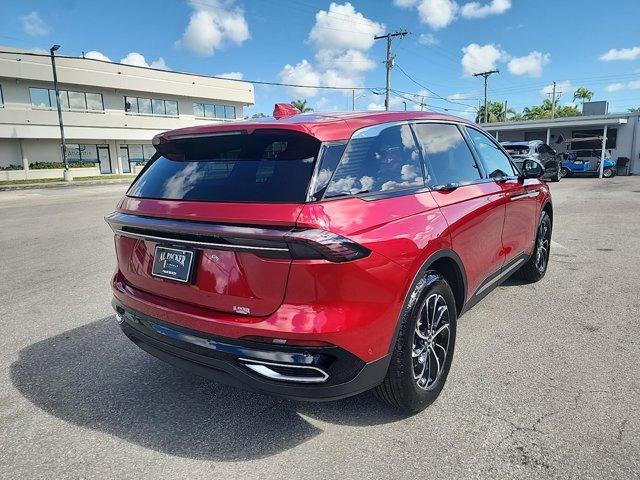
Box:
<box><xmin>112</xmin><ymin>299</ymin><xmax>390</xmax><ymax>401</ymax></box>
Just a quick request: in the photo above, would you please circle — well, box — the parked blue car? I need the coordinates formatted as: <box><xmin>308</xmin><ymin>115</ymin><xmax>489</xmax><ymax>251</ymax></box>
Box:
<box><xmin>561</xmin><ymin>152</ymin><xmax>617</xmax><ymax>178</ymax></box>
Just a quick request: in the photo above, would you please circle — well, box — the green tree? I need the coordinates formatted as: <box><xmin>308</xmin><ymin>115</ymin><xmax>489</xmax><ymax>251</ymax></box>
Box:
<box><xmin>475</xmin><ymin>101</ymin><xmax>515</xmax><ymax>123</ymax></box>
<box><xmin>291</xmin><ymin>99</ymin><xmax>313</xmax><ymax>113</ymax></box>
<box><xmin>520</xmin><ymin>98</ymin><xmax>580</xmax><ymax>120</ymax></box>
<box><xmin>573</xmin><ymin>87</ymin><xmax>594</xmax><ymax>107</ymax></box>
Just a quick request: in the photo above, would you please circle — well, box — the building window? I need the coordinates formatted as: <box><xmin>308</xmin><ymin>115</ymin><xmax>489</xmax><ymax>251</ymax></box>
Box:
<box><xmin>193</xmin><ymin>102</ymin><xmax>236</xmax><ymax>119</ymax></box>
<box><xmin>571</xmin><ymin>129</ymin><xmax>617</xmax><ymax>150</ymax></box>
<box><xmin>29</xmin><ymin>87</ymin><xmax>104</xmax><ymax>112</ymax></box>
<box><xmin>64</xmin><ymin>144</ymin><xmax>100</xmax><ymax>165</ymax></box>
<box><xmin>124</xmin><ymin>96</ymin><xmax>178</xmax><ymax>116</ymax></box>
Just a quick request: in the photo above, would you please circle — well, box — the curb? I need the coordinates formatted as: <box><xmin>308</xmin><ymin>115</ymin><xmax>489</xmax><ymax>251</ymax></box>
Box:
<box><xmin>0</xmin><ymin>178</ymin><xmax>134</xmax><ymax>191</ymax></box>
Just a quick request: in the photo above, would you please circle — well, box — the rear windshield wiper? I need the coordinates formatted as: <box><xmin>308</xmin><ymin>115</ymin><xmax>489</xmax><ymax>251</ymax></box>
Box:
<box><xmin>324</xmin><ymin>189</ymin><xmax>370</xmax><ymax>199</ymax></box>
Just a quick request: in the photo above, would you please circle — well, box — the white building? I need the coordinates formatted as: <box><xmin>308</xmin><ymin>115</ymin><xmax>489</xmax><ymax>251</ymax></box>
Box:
<box><xmin>0</xmin><ymin>47</ymin><xmax>254</xmax><ymax>180</ymax></box>
<box><xmin>482</xmin><ymin>111</ymin><xmax>640</xmax><ymax>175</ymax></box>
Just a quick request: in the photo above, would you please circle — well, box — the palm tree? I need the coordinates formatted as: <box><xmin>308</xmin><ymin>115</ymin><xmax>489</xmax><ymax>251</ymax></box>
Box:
<box><xmin>475</xmin><ymin>101</ymin><xmax>515</xmax><ymax>123</ymax></box>
<box><xmin>573</xmin><ymin>87</ymin><xmax>594</xmax><ymax>108</ymax></box>
<box><xmin>291</xmin><ymin>99</ymin><xmax>313</xmax><ymax>113</ymax></box>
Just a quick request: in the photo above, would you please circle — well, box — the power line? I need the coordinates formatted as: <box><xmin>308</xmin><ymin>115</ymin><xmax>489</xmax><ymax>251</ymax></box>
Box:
<box><xmin>394</xmin><ymin>63</ymin><xmax>478</xmax><ymax>109</ymax></box>
<box><xmin>0</xmin><ymin>49</ymin><xmax>382</xmax><ymax>92</ymax></box>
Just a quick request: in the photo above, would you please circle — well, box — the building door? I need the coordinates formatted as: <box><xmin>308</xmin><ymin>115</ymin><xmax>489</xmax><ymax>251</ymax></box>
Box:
<box><xmin>119</xmin><ymin>146</ymin><xmax>132</xmax><ymax>173</ymax></box>
<box><xmin>97</xmin><ymin>146</ymin><xmax>111</xmax><ymax>174</ymax></box>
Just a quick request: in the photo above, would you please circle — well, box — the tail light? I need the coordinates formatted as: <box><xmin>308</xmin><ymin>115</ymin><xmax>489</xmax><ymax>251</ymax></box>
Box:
<box><xmin>285</xmin><ymin>229</ymin><xmax>371</xmax><ymax>263</ymax></box>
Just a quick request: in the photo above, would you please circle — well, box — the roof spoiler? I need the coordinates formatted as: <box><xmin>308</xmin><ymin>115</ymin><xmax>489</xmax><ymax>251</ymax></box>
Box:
<box><xmin>273</xmin><ymin>103</ymin><xmax>301</xmax><ymax>119</ymax></box>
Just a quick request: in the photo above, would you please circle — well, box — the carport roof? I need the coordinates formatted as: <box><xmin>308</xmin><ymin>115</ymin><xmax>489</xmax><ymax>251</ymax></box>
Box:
<box><xmin>481</xmin><ymin>113</ymin><xmax>631</xmax><ymax>132</ymax></box>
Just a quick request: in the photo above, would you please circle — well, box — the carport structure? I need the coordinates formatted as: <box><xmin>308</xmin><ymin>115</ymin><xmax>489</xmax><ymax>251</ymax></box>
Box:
<box><xmin>481</xmin><ymin>113</ymin><xmax>639</xmax><ymax>177</ymax></box>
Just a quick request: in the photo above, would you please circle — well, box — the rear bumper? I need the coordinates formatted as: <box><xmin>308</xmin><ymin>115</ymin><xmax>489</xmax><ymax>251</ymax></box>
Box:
<box><xmin>113</xmin><ymin>298</ymin><xmax>390</xmax><ymax>401</ymax></box>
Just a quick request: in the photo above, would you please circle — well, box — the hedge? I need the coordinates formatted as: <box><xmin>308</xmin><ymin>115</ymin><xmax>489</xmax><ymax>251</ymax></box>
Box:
<box><xmin>29</xmin><ymin>161</ymin><xmax>98</xmax><ymax>169</ymax></box>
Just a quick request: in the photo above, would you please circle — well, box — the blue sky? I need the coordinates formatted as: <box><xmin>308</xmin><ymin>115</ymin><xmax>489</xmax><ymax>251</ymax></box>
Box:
<box><xmin>2</xmin><ymin>0</ymin><xmax>639</xmax><ymax>118</ymax></box>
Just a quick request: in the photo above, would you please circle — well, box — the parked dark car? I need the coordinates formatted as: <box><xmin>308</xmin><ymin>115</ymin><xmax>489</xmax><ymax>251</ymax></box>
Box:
<box><xmin>501</xmin><ymin>140</ymin><xmax>562</xmax><ymax>182</ymax></box>
<box><xmin>106</xmin><ymin>107</ymin><xmax>553</xmax><ymax>413</ymax></box>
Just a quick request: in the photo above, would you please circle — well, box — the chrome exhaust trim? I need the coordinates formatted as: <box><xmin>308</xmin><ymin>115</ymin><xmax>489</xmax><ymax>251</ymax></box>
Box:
<box><xmin>239</xmin><ymin>358</ymin><xmax>329</xmax><ymax>384</ymax></box>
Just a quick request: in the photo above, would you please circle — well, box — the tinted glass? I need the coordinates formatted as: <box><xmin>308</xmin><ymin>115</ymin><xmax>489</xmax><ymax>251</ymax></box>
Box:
<box><xmin>193</xmin><ymin>103</ymin><xmax>204</xmax><ymax>117</ymax></box>
<box><xmin>152</xmin><ymin>99</ymin><xmax>165</xmax><ymax>115</ymax></box>
<box><xmin>325</xmin><ymin>124</ymin><xmax>424</xmax><ymax>197</ymax></box>
<box><xmin>138</xmin><ymin>98</ymin><xmax>152</xmax><ymax>114</ymax></box>
<box><xmin>128</xmin><ymin>132</ymin><xmax>320</xmax><ymax>202</ymax></box>
<box><xmin>215</xmin><ymin>105</ymin><xmax>225</xmax><ymax>118</ymax></box>
<box><xmin>30</xmin><ymin>88</ymin><xmax>51</xmax><ymax>108</ymax></box>
<box><xmin>66</xmin><ymin>144</ymin><xmax>81</xmax><ymax>162</ymax></box>
<box><xmin>143</xmin><ymin>144</ymin><xmax>155</xmax><ymax>160</ymax></box>
<box><xmin>127</xmin><ymin>145</ymin><xmax>144</xmax><ymax>161</ymax></box>
<box><xmin>165</xmin><ymin>100</ymin><xmax>178</xmax><ymax>116</ymax></box>
<box><xmin>503</xmin><ymin>145</ymin><xmax>530</xmax><ymax>155</ymax></box>
<box><xmin>125</xmin><ymin>97</ymin><xmax>138</xmax><ymax>113</ymax></box>
<box><xmin>204</xmin><ymin>104</ymin><xmax>215</xmax><ymax>118</ymax></box>
<box><xmin>310</xmin><ymin>142</ymin><xmax>347</xmax><ymax>199</ymax></box>
<box><xmin>466</xmin><ymin>127</ymin><xmax>516</xmax><ymax>178</ymax></box>
<box><xmin>225</xmin><ymin>105</ymin><xmax>235</xmax><ymax>119</ymax></box>
<box><xmin>81</xmin><ymin>144</ymin><xmax>98</xmax><ymax>162</ymax></box>
<box><xmin>413</xmin><ymin>123</ymin><xmax>481</xmax><ymax>187</ymax></box>
<box><xmin>86</xmin><ymin>93</ymin><xmax>103</xmax><ymax>110</ymax></box>
<box><xmin>68</xmin><ymin>91</ymin><xmax>86</xmax><ymax>109</ymax></box>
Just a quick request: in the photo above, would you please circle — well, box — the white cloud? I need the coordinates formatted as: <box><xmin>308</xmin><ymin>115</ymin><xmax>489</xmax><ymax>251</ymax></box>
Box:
<box><xmin>447</xmin><ymin>92</ymin><xmax>475</xmax><ymax>101</ymax></box>
<box><xmin>628</xmin><ymin>80</ymin><xmax>640</xmax><ymax>89</ymax></box>
<box><xmin>216</xmin><ymin>71</ymin><xmax>244</xmax><ymax>80</ymax></box>
<box><xmin>119</xmin><ymin>52</ymin><xmax>169</xmax><ymax>70</ymax></box>
<box><xmin>309</xmin><ymin>2</ymin><xmax>384</xmax><ymax>52</ymax></box>
<box><xmin>507</xmin><ymin>51</ymin><xmax>550</xmax><ymax>77</ymax></box>
<box><xmin>461</xmin><ymin>0</ymin><xmax>511</xmax><ymax>19</ymax></box>
<box><xmin>417</xmin><ymin>0</ymin><xmax>459</xmax><ymax>29</ymax></box>
<box><xmin>394</xmin><ymin>0</ymin><xmax>458</xmax><ymax>29</ymax></box>
<box><xmin>540</xmin><ymin>80</ymin><xmax>572</xmax><ymax>96</ymax></box>
<box><xmin>84</xmin><ymin>50</ymin><xmax>111</xmax><ymax>62</ymax></box>
<box><xmin>461</xmin><ymin>43</ymin><xmax>505</xmax><ymax>76</ymax></box>
<box><xmin>176</xmin><ymin>0</ymin><xmax>250</xmax><ymax>56</ymax></box>
<box><xmin>150</xmin><ymin>58</ymin><xmax>169</xmax><ymax>70</ymax></box>
<box><xmin>278</xmin><ymin>59</ymin><xmax>322</xmax><ymax>97</ymax></box>
<box><xmin>279</xmin><ymin>3</ymin><xmax>383</xmax><ymax>98</ymax></box>
<box><xmin>600</xmin><ymin>46</ymin><xmax>640</xmax><ymax>61</ymax></box>
<box><xmin>605</xmin><ymin>83</ymin><xmax>625</xmax><ymax>92</ymax></box>
<box><xmin>418</xmin><ymin>33</ymin><xmax>439</xmax><ymax>45</ymax></box>
<box><xmin>21</xmin><ymin>11</ymin><xmax>49</xmax><ymax>36</ymax></box>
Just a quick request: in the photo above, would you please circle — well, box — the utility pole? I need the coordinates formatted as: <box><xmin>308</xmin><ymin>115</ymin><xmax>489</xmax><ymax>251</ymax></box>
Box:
<box><xmin>420</xmin><ymin>95</ymin><xmax>426</xmax><ymax>111</ymax></box>
<box><xmin>504</xmin><ymin>100</ymin><xmax>508</xmax><ymax>121</ymax></box>
<box><xmin>50</xmin><ymin>44</ymin><xmax>72</xmax><ymax>181</ymax></box>
<box><xmin>374</xmin><ymin>30</ymin><xmax>408</xmax><ymax>111</ymax></box>
<box><xmin>545</xmin><ymin>81</ymin><xmax>563</xmax><ymax>119</ymax></box>
<box><xmin>473</xmin><ymin>69</ymin><xmax>499</xmax><ymax>123</ymax></box>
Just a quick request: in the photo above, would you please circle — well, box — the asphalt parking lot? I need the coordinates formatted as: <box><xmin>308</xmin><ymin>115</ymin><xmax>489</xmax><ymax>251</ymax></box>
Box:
<box><xmin>1</xmin><ymin>177</ymin><xmax>639</xmax><ymax>479</ymax></box>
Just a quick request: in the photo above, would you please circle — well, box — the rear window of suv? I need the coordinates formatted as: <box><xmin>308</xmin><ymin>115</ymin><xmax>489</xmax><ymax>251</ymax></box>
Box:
<box><xmin>128</xmin><ymin>131</ymin><xmax>321</xmax><ymax>202</ymax></box>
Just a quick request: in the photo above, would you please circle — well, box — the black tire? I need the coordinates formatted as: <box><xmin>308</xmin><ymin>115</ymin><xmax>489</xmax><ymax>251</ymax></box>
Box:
<box><xmin>516</xmin><ymin>211</ymin><xmax>551</xmax><ymax>283</ymax></box>
<box><xmin>603</xmin><ymin>167</ymin><xmax>615</xmax><ymax>178</ymax></box>
<box><xmin>560</xmin><ymin>167</ymin><xmax>571</xmax><ymax>178</ymax></box>
<box><xmin>551</xmin><ymin>168</ymin><xmax>561</xmax><ymax>182</ymax></box>
<box><xmin>373</xmin><ymin>272</ymin><xmax>457</xmax><ymax>413</ymax></box>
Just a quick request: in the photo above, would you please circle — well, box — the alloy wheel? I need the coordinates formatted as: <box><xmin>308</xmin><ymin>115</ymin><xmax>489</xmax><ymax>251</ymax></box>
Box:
<box><xmin>412</xmin><ymin>293</ymin><xmax>450</xmax><ymax>390</ymax></box>
<box><xmin>535</xmin><ymin>220</ymin><xmax>551</xmax><ymax>273</ymax></box>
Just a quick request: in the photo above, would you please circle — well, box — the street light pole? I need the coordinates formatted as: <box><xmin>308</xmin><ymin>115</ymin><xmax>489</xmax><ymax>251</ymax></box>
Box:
<box><xmin>50</xmin><ymin>44</ymin><xmax>72</xmax><ymax>181</ymax></box>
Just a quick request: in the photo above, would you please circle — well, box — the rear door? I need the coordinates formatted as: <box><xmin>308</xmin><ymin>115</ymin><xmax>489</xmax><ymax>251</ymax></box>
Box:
<box><xmin>464</xmin><ymin>126</ymin><xmax>538</xmax><ymax>263</ymax></box>
<box><xmin>110</xmin><ymin>130</ymin><xmax>321</xmax><ymax>317</ymax></box>
<box><xmin>412</xmin><ymin>122</ymin><xmax>507</xmax><ymax>296</ymax></box>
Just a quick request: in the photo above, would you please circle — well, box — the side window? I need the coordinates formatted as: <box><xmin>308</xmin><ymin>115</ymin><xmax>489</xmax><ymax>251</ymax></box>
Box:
<box><xmin>324</xmin><ymin>124</ymin><xmax>424</xmax><ymax>197</ymax></box>
<box><xmin>465</xmin><ymin>127</ymin><xmax>516</xmax><ymax>179</ymax></box>
<box><xmin>412</xmin><ymin>123</ymin><xmax>481</xmax><ymax>187</ymax></box>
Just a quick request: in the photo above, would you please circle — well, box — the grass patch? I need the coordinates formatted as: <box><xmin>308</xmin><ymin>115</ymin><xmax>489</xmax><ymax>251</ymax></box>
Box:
<box><xmin>0</xmin><ymin>175</ymin><xmax>136</xmax><ymax>186</ymax></box>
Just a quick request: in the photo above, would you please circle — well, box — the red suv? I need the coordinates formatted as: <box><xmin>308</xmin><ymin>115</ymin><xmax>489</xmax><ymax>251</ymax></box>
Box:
<box><xmin>106</xmin><ymin>108</ymin><xmax>552</xmax><ymax>413</ymax></box>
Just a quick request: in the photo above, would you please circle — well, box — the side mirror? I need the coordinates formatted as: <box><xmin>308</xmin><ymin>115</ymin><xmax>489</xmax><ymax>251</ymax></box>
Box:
<box><xmin>522</xmin><ymin>159</ymin><xmax>544</xmax><ymax>179</ymax></box>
